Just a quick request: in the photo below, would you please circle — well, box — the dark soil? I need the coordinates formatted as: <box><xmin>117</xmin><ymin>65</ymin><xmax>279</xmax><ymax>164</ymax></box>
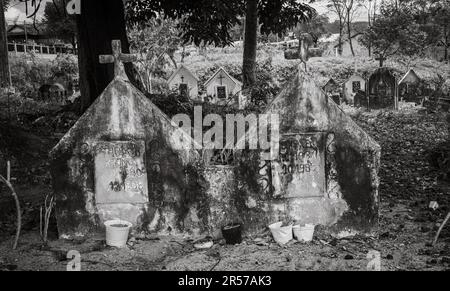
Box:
<box><xmin>1</xmin><ymin>105</ymin><xmax>449</xmax><ymax>271</ymax></box>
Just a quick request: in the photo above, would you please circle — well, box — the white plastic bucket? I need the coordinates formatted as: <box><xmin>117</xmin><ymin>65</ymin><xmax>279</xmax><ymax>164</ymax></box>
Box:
<box><xmin>293</xmin><ymin>224</ymin><xmax>315</xmax><ymax>242</ymax></box>
<box><xmin>269</xmin><ymin>222</ymin><xmax>293</xmax><ymax>245</ymax></box>
<box><xmin>104</xmin><ymin>220</ymin><xmax>132</xmax><ymax>248</ymax></box>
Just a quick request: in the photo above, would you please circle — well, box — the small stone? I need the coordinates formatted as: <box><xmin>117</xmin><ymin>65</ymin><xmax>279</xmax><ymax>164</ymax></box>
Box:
<box><xmin>429</xmin><ymin>201</ymin><xmax>439</xmax><ymax>210</ymax></box>
<box><xmin>194</xmin><ymin>241</ymin><xmax>214</xmax><ymax>250</ymax></box>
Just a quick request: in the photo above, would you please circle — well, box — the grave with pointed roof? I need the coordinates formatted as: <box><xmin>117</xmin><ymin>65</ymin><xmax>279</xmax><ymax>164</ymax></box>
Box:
<box><xmin>205</xmin><ymin>67</ymin><xmax>243</xmax><ymax>106</ymax></box>
<box><xmin>230</xmin><ymin>67</ymin><xmax>381</xmax><ymax>235</ymax></box>
<box><xmin>50</xmin><ymin>40</ymin><xmax>205</xmax><ymax>239</ymax></box>
<box><xmin>167</xmin><ymin>64</ymin><xmax>200</xmax><ymax>100</ymax></box>
<box><xmin>399</xmin><ymin>69</ymin><xmax>422</xmax><ymax>102</ymax></box>
<box><xmin>343</xmin><ymin>74</ymin><xmax>366</xmax><ymax>105</ymax></box>
<box><xmin>367</xmin><ymin>67</ymin><xmax>399</xmax><ymax>110</ymax></box>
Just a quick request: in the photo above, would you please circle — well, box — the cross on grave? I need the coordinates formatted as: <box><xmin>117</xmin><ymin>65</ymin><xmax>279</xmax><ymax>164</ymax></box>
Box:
<box><xmin>180</xmin><ymin>75</ymin><xmax>185</xmax><ymax>83</ymax></box>
<box><xmin>99</xmin><ymin>40</ymin><xmax>137</xmax><ymax>79</ymax></box>
<box><xmin>375</xmin><ymin>55</ymin><xmax>386</xmax><ymax>67</ymax></box>
<box><xmin>218</xmin><ymin>74</ymin><xmax>225</xmax><ymax>85</ymax></box>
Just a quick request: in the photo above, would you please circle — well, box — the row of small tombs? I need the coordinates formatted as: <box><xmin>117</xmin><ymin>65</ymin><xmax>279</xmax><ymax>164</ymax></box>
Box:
<box><xmin>37</xmin><ymin>65</ymin><xmax>245</xmax><ymax>107</ymax></box>
<box><xmin>322</xmin><ymin>68</ymin><xmax>423</xmax><ymax>109</ymax></box>
<box><xmin>167</xmin><ymin>65</ymin><xmax>245</xmax><ymax>107</ymax></box>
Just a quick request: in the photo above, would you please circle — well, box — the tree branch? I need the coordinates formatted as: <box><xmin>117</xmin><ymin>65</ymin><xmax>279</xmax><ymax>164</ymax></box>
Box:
<box><xmin>0</xmin><ymin>162</ymin><xmax>21</xmax><ymax>250</ymax></box>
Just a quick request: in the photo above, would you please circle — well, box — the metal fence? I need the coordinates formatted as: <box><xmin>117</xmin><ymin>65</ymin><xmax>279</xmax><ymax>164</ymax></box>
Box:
<box><xmin>7</xmin><ymin>43</ymin><xmax>76</xmax><ymax>55</ymax></box>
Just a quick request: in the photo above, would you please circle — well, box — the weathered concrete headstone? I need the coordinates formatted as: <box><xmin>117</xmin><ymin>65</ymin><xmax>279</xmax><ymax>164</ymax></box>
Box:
<box><xmin>94</xmin><ymin>141</ymin><xmax>148</xmax><ymax>204</ymax></box>
<box><xmin>205</xmin><ymin>67</ymin><xmax>243</xmax><ymax>106</ymax></box>
<box><xmin>233</xmin><ymin>68</ymin><xmax>381</xmax><ymax>235</ymax></box>
<box><xmin>167</xmin><ymin>64</ymin><xmax>200</xmax><ymax>100</ymax></box>
<box><xmin>50</xmin><ymin>40</ymin><xmax>204</xmax><ymax>239</ymax></box>
<box><xmin>367</xmin><ymin>67</ymin><xmax>399</xmax><ymax>110</ymax></box>
<box><xmin>275</xmin><ymin>133</ymin><xmax>326</xmax><ymax>198</ymax></box>
<box><xmin>398</xmin><ymin>69</ymin><xmax>421</xmax><ymax>103</ymax></box>
<box><xmin>343</xmin><ymin>74</ymin><xmax>366</xmax><ymax>105</ymax></box>
<box><xmin>49</xmin><ymin>83</ymin><xmax>67</xmax><ymax>104</ymax></box>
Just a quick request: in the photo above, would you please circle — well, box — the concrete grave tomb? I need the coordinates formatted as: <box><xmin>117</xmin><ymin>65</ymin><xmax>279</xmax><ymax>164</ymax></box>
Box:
<box><xmin>398</xmin><ymin>69</ymin><xmax>422</xmax><ymax>103</ymax></box>
<box><xmin>50</xmin><ymin>40</ymin><xmax>208</xmax><ymax>239</ymax></box>
<box><xmin>167</xmin><ymin>64</ymin><xmax>200</xmax><ymax>101</ymax></box>
<box><xmin>232</xmin><ymin>67</ymin><xmax>381</xmax><ymax>235</ymax></box>
<box><xmin>343</xmin><ymin>74</ymin><xmax>366</xmax><ymax>105</ymax></box>
<box><xmin>367</xmin><ymin>67</ymin><xmax>399</xmax><ymax>110</ymax></box>
<box><xmin>205</xmin><ymin>67</ymin><xmax>244</xmax><ymax>108</ymax></box>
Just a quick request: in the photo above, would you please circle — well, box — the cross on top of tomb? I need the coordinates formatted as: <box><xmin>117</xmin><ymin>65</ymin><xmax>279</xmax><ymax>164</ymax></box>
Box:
<box><xmin>218</xmin><ymin>74</ymin><xmax>225</xmax><ymax>85</ymax></box>
<box><xmin>375</xmin><ymin>55</ymin><xmax>386</xmax><ymax>67</ymax></box>
<box><xmin>99</xmin><ymin>40</ymin><xmax>137</xmax><ymax>79</ymax></box>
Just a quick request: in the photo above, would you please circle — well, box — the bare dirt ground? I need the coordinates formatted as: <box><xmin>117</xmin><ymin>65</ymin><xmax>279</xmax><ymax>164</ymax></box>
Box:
<box><xmin>0</xmin><ymin>104</ymin><xmax>449</xmax><ymax>271</ymax></box>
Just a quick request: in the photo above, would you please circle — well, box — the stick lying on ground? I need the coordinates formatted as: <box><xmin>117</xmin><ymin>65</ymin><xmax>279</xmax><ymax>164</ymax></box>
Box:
<box><xmin>40</xmin><ymin>193</ymin><xmax>55</xmax><ymax>244</ymax></box>
<box><xmin>433</xmin><ymin>212</ymin><xmax>450</xmax><ymax>246</ymax></box>
<box><xmin>0</xmin><ymin>161</ymin><xmax>22</xmax><ymax>250</ymax></box>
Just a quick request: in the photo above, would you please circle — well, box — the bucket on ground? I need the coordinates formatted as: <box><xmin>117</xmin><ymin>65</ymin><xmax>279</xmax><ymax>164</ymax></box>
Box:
<box><xmin>104</xmin><ymin>220</ymin><xmax>132</xmax><ymax>248</ymax></box>
<box><xmin>269</xmin><ymin>222</ymin><xmax>293</xmax><ymax>245</ymax></box>
<box><xmin>221</xmin><ymin>223</ymin><xmax>243</xmax><ymax>245</ymax></box>
<box><xmin>293</xmin><ymin>224</ymin><xmax>315</xmax><ymax>242</ymax></box>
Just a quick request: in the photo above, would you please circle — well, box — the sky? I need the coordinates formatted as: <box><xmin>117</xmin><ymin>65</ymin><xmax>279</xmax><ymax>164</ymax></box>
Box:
<box><xmin>311</xmin><ymin>0</ymin><xmax>370</xmax><ymax>22</ymax></box>
<box><xmin>5</xmin><ymin>0</ymin><xmax>47</xmax><ymax>23</ymax></box>
<box><xmin>5</xmin><ymin>0</ymin><xmax>370</xmax><ymax>24</ymax></box>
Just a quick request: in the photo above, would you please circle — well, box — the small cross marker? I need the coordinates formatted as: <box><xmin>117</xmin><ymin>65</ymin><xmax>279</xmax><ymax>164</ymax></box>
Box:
<box><xmin>375</xmin><ymin>55</ymin><xmax>386</xmax><ymax>67</ymax></box>
<box><xmin>99</xmin><ymin>40</ymin><xmax>137</xmax><ymax>79</ymax></box>
<box><xmin>218</xmin><ymin>74</ymin><xmax>225</xmax><ymax>85</ymax></box>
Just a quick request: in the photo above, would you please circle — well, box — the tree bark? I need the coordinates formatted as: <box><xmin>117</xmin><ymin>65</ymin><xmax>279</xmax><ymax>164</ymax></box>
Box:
<box><xmin>367</xmin><ymin>9</ymin><xmax>371</xmax><ymax>57</ymax></box>
<box><xmin>242</xmin><ymin>0</ymin><xmax>258</xmax><ymax>89</ymax></box>
<box><xmin>0</xmin><ymin>0</ymin><xmax>10</xmax><ymax>88</ymax></box>
<box><xmin>337</xmin><ymin>18</ymin><xmax>344</xmax><ymax>56</ymax></box>
<box><xmin>76</xmin><ymin>0</ymin><xmax>139</xmax><ymax>114</ymax></box>
<box><xmin>346</xmin><ymin>3</ymin><xmax>355</xmax><ymax>57</ymax></box>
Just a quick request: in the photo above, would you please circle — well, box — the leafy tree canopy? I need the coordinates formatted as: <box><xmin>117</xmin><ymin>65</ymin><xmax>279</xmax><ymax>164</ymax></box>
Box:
<box><xmin>126</xmin><ymin>0</ymin><xmax>316</xmax><ymax>47</ymax></box>
<box><xmin>43</xmin><ymin>0</ymin><xmax>77</xmax><ymax>46</ymax></box>
<box><xmin>360</xmin><ymin>0</ymin><xmax>450</xmax><ymax>61</ymax></box>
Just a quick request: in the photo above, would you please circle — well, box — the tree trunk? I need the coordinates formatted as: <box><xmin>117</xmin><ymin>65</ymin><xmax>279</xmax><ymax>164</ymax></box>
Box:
<box><xmin>76</xmin><ymin>0</ymin><xmax>139</xmax><ymax>114</ymax></box>
<box><xmin>242</xmin><ymin>0</ymin><xmax>258</xmax><ymax>89</ymax></box>
<box><xmin>367</xmin><ymin>9</ymin><xmax>371</xmax><ymax>57</ymax></box>
<box><xmin>0</xmin><ymin>0</ymin><xmax>10</xmax><ymax>88</ymax></box>
<box><xmin>347</xmin><ymin>11</ymin><xmax>355</xmax><ymax>56</ymax></box>
<box><xmin>337</xmin><ymin>19</ymin><xmax>344</xmax><ymax>56</ymax></box>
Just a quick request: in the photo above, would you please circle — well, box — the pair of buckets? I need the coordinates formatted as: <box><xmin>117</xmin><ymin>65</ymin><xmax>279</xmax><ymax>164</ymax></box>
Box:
<box><xmin>104</xmin><ymin>220</ymin><xmax>132</xmax><ymax>248</ymax></box>
<box><xmin>269</xmin><ymin>222</ymin><xmax>315</xmax><ymax>245</ymax></box>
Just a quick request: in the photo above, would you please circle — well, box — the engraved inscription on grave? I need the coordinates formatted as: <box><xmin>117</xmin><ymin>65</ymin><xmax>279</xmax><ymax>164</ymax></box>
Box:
<box><xmin>275</xmin><ymin>133</ymin><xmax>326</xmax><ymax>198</ymax></box>
<box><xmin>95</xmin><ymin>141</ymin><xmax>149</xmax><ymax>204</ymax></box>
